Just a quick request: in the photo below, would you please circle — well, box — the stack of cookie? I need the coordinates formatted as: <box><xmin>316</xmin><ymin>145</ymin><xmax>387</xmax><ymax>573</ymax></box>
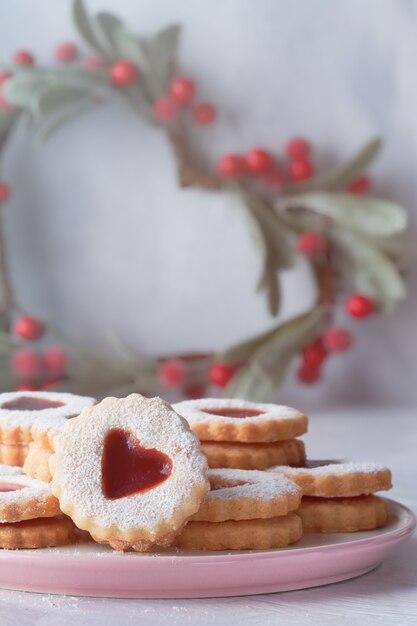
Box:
<box><xmin>174</xmin><ymin>468</ymin><xmax>303</xmax><ymax>550</ymax></box>
<box><xmin>173</xmin><ymin>399</ymin><xmax>308</xmax><ymax>470</ymax></box>
<box><xmin>0</xmin><ymin>389</ymin><xmax>394</xmax><ymax>552</ymax></box>
<box><xmin>0</xmin><ymin>391</ymin><xmax>95</xmax><ymax>473</ymax></box>
<box><xmin>270</xmin><ymin>461</ymin><xmax>392</xmax><ymax>532</ymax></box>
<box><xmin>0</xmin><ymin>463</ymin><xmax>77</xmax><ymax>548</ymax></box>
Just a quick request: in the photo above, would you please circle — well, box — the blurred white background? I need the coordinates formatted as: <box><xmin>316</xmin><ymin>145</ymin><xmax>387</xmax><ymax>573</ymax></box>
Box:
<box><xmin>0</xmin><ymin>0</ymin><xmax>415</xmax><ymax>408</ymax></box>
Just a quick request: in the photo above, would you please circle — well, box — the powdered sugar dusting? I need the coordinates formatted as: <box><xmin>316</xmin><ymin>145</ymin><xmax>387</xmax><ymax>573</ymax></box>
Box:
<box><xmin>0</xmin><ymin>464</ymin><xmax>22</xmax><ymax>476</ymax></box>
<box><xmin>51</xmin><ymin>394</ymin><xmax>208</xmax><ymax>534</ymax></box>
<box><xmin>0</xmin><ymin>391</ymin><xmax>95</xmax><ymax>434</ymax></box>
<box><xmin>206</xmin><ymin>468</ymin><xmax>301</xmax><ymax>502</ymax></box>
<box><xmin>174</xmin><ymin>398</ymin><xmax>305</xmax><ymax>426</ymax></box>
<box><xmin>270</xmin><ymin>461</ymin><xmax>389</xmax><ymax>477</ymax></box>
<box><xmin>0</xmin><ymin>474</ymin><xmax>56</xmax><ymax>521</ymax></box>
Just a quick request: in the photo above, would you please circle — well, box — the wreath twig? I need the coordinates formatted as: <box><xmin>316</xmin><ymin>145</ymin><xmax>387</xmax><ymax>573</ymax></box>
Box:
<box><xmin>0</xmin><ymin>0</ymin><xmax>411</xmax><ymax>400</ymax></box>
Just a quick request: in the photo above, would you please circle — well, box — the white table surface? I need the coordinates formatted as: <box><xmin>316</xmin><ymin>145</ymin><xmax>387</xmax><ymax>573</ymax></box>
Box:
<box><xmin>0</xmin><ymin>406</ymin><xmax>415</xmax><ymax>626</ymax></box>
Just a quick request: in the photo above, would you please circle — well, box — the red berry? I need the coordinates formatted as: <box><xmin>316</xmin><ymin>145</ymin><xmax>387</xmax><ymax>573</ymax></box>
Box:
<box><xmin>183</xmin><ymin>385</ymin><xmax>206</xmax><ymax>399</ymax></box>
<box><xmin>55</xmin><ymin>42</ymin><xmax>77</xmax><ymax>63</ymax></box>
<box><xmin>0</xmin><ymin>182</ymin><xmax>10</xmax><ymax>204</ymax></box>
<box><xmin>153</xmin><ymin>97</ymin><xmax>178</xmax><ymax>122</ymax></box>
<box><xmin>169</xmin><ymin>77</ymin><xmax>196</xmax><ymax>105</ymax></box>
<box><xmin>109</xmin><ymin>61</ymin><xmax>139</xmax><ymax>87</ymax></box>
<box><xmin>84</xmin><ymin>55</ymin><xmax>105</xmax><ymax>70</ymax></box>
<box><xmin>289</xmin><ymin>158</ymin><xmax>314</xmax><ymax>181</ymax></box>
<box><xmin>245</xmin><ymin>149</ymin><xmax>272</xmax><ymax>174</ymax></box>
<box><xmin>208</xmin><ymin>362</ymin><xmax>234</xmax><ymax>388</ymax></box>
<box><xmin>347</xmin><ymin>176</ymin><xmax>370</xmax><ymax>195</ymax></box>
<box><xmin>159</xmin><ymin>359</ymin><xmax>187</xmax><ymax>388</ymax></box>
<box><xmin>0</xmin><ymin>72</ymin><xmax>14</xmax><ymax>111</ymax></box>
<box><xmin>297</xmin><ymin>231</ymin><xmax>326</xmax><ymax>257</ymax></box>
<box><xmin>11</xmin><ymin>350</ymin><xmax>42</xmax><ymax>379</ymax></box>
<box><xmin>42</xmin><ymin>347</ymin><xmax>67</xmax><ymax>377</ymax></box>
<box><xmin>0</xmin><ymin>92</ymin><xmax>14</xmax><ymax>111</ymax></box>
<box><xmin>324</xmin><ymin>327</ymin><xmax>353</xmax><ymax>352</ymax></box>
<box><xmin>193</xmin><ymin>103</ymin><xmax>216</xmax><ymax>125</ymax></box>
<box><xmin>286</xmin><ymin>138</ymin><xmax>311</xmax><ymax>159</ymax></box>
<box><xmin>0</xmin><ymin>72</ymin><xmax>11</xmax><ymax>85</ymax></box>
<box><xmin>263</xmin><ymin>168</ymin><xmax>285</xmax><ymax>190</ymax></box>
<box><xmin>346</xmin><ymin>294</ymin><xmax>375</xmax><ymax>318</ymax></box>
<box><xmin>15</xmin><ymin>381</ymin><xmax>39</xmax><ymax>392</ymax></box>
<box><xmin>13</xmin><ymin>316</ymin><xmax>44</xmax><ymax>341</ymax></box>
<box><xmin>302</xmin><ymin>340</ymin><xmax>327</xmax><ymax>368</ymax></box>
<box><xmin>297</xmin><ymin>362</ymin><xmax>321</xmax><ymax>384</ymax></box>
<box><xmin>13</xmin><ymin>50</ymin><xmax>34</xmax><ymax>66</ymax></box>
<box><xmin>217</xmin><ymin>154</ymin><xmax>244</xmax><ymax>178</ymax></box>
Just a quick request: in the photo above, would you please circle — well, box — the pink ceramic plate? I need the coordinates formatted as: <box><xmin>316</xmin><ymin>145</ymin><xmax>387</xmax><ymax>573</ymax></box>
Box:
<box><xmin>0</xmin><ymin>498</ymin><xmax>414</xmax><ymax>598</ymax></box>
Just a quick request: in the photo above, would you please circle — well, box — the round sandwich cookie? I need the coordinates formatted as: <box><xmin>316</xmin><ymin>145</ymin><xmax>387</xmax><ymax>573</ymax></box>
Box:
<box><xmin>269</xmin><ymin>461</ymin><xmax>392</xmax><ymax>497</ymax></box>
<box><xmin>200</xmin><ymin>438</ymin><xmax>305</xmax><ymax>470</ymax></box>
<box><xmin>174</xmin><ymin>513</ymin><xmax>303</xmax><ymax>551</ymax></box>
<box><xmin>297</xmin><ymin>495</ymin><xmax>388</xmax><ymax>533</ymax></box>
<box><xmin>50</xmin><ymin>394</ymin><xmax>209</xmax><ymax>552</ymax></box>
<box><xmin>190</xmin><ymin>468</ymin><xmax>302</xmax><ymax>522</ymax></box>
<box><xmin>0</xmin><ymin>391</ymin><xmax>95</xmax><ymax>445</ymax></box>
<box><xmin>173</xmin><ymin>398</ymin><xmax>308</xmax><ymax>443</ymax></box>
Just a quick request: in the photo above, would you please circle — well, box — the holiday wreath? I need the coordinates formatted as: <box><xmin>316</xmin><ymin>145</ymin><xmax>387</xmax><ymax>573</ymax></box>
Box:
<box><xmin>0</xmin><ymin>0</ymin><xmax>411</xmax><ymax>400</ymax></box>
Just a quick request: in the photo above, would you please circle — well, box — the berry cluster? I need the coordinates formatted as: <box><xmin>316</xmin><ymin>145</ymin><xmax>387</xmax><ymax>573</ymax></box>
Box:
<box><xmin>153</xmin><ymin>76</ymin><xmax>217</xmax><ymax>126</ymax></box>
<box><xmin>10</xmin><ymin>316</ymin><xmax>67</xmax><ymax>391</ymax></box>
<box><xmin>217</xmin><ymin>138</ymin><xmax>314</xmax><ymax>184</ymax></box>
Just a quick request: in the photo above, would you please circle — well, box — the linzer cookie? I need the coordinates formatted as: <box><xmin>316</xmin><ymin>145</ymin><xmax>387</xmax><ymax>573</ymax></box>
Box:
<box><xmin>174</xmin><ymin>399</ymin><xmax>308</xmax><ymax>443</ymax></box>
<box><xmin>23</xmin><ymin>442</ymin><xmax>53</xmax><ymax>482</ymax></box>
<box><xmin>0</xmin><ymin>474</ymin><xmax>60</xmax><ymax>523</ymax></box>
<box><xmin>269</xmin><ymin>461</ymin><xmax>392</xmax><ymax>497</ymax></box>
<box><xmin>201</xmin><ymin>439</ymin><xmax>305</xmax><ymax>470</ymax></box>
<box><xmin>175</xmin><ymin>513</ymin><xmax>302</xmax><ymax>551</ymax></box>
<box><xmin>0</xmin><ymin>515</ymin><xmax>77</xmax><ymax>549</ymax></box>
<box><xmin>0</xmin><ymin>443</ymin><xmax>28</xmax><ymax>466</ymax></box>
<box><xmin>50</xmin><ymin>394</ymin><xmax>209</xmax><ymax>552</ymax></box>
<box><xmin>190</xmin><ymin>468</ymin><xmax>302</xmax><ymax>522</ymax></box>
<box><xmin>298</xmin><ymin>495</ymin><xmax>388</xmax><ymax>533</ymax></box>
<box><xmin>0</xmin><ymin>391</ymin><xmax>95</xmax><ymax>445</ymax></box>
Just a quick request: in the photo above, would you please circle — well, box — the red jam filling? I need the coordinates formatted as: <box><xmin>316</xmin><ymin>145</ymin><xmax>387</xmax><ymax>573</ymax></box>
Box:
<box><xmin>1</xmin><ymin>396</ymin><xmax>65</xmax><ymax>411</ymax></box>
<box><xmin>203</xmin><ymin>407</ymin><xmax>265</xmax><ymax>419</ymax></box>
<box><xmin>101</xmin><ymin>428</ymin><xmax>173</xmax><ymax>500</ymax></box>
<box><xmin>0</xmin><ymin>483</ymin><xmax>26</xmax><ymax>493</ymax></box>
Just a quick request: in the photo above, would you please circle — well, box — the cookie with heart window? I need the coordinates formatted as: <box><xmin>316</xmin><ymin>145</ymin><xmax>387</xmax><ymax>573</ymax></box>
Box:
<box><xmin>49</xmin><ymin>394</ymin><xmax>209</xmax><ymax>552</ymax></box>
<box><xmin>173</xmin><ymin>398</ymin><xmax>308</xmax><ymax>443</ymax></box>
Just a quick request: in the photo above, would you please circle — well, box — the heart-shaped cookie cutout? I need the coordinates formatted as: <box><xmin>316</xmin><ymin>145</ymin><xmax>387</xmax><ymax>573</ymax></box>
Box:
<box><xmin>101</xmin><ymin>428</ymin><xmax>173</xmax><ymax>500</ymax></box>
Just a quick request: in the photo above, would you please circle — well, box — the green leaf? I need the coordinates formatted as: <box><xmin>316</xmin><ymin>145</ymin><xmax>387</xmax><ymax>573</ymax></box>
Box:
<box><xmin>330</xmin><ymin>229</ymin><xmax>406</xmax><ymax>312</ymax></box>
<box><xmin>95</xmin><ymin>12</ymin><xmax>127</xmax><ymax>59</ymax></box>
<box><xmin>34</xmin><ymin>85</ymin><xmax>89</xmax><ymax>119</ymax></box>
<box><xmin>73</xmin><ymin>0</ymin><xmax>108</xmax><ymax>57</ymax></box>
<box><xmin>224</xmin><ymin>307</ymin><xmax>327</xmax><ymax>401</ymax></box>
<box><xmin>218</xmin><ymin>322</ymin><xmax>289</xmax><ymax>366</ymax></box>
<box><xmin>2</xmin><ymin>75</ymin><xmax>47</xmax><ymax>108</ymax></box>
<box><xmin>36</xmin><ymin>98</ymin><xmax>97</xmax><ymax>142</ymax></box>
<box><xmin>285</xmin><ymin>137</ymin><xmax>381</xmax><ymax>193</ymax></box>
<box><xmin>111</xmin><ymin>25</ymin><xmax>149</xmax><ymax>71</ymax></box>
<box><xmin>146</xmin><ymin>25</ymin><xmax>181</xmax><ymax>99</ymax></box>
<box><xmin>278</xmin><ymin>192</ymin><xmax>407</xmax><ymax>237</ymax></box>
